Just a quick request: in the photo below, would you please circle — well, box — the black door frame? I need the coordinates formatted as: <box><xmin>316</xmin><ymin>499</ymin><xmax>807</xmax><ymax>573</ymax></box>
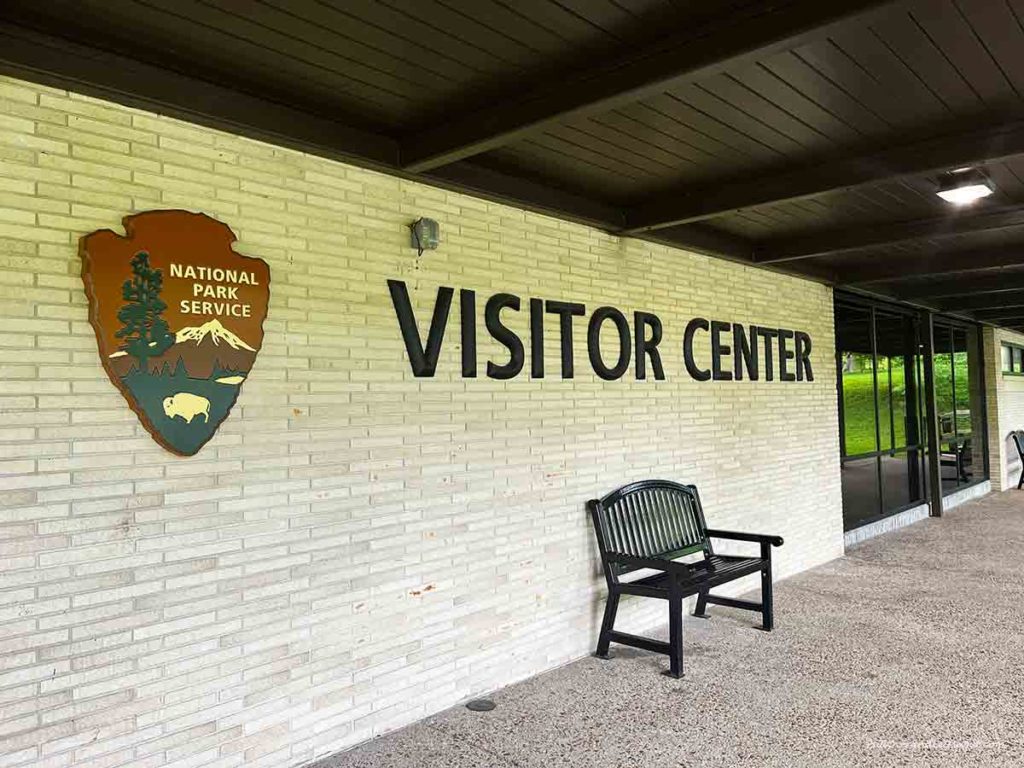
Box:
<box><xmin>835</xmin><ymin>292</ymin><xmax>989</xmax><ymax>529</ymax></box>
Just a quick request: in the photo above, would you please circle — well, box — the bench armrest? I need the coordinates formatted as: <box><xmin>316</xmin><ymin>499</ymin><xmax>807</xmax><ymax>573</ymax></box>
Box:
<box><xmin>705</xmin><ymin>529</ymin><xmax>783</xmax><ymax>547</ymax></box>
<box><xmin>607</xmin><ymin>553</ymin><xmax>697</xmax><ymax>581</ymax></box>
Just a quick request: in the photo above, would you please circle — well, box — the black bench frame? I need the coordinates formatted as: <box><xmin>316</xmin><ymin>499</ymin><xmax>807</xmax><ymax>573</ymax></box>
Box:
<box><xmin>1013</xmin><ymin>430</ymin><xmax>1024</xmax><ymax>489</ymax></box>
<box><xmin>588</xmin><ymin>479</ymin><xmax>783</xmax><ymax>678</ymax></box>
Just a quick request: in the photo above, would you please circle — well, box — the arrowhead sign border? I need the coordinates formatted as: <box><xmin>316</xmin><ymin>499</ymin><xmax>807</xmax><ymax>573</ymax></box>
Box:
<box><xmin>80</xmin><ymin>210</ymin><xmax>271</xmax><ymax>457</ymax></box>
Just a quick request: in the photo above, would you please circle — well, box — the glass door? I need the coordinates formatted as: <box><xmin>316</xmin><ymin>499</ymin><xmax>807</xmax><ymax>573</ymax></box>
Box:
<box><xmin>836</xmin><ymin>300</ymin><xmax>926</xmax><ymax>531</ymax></box>
<box><xmin>931</xmin><ymin>321</ymin><xmax>988</xmax><ymax>495</ymax></box>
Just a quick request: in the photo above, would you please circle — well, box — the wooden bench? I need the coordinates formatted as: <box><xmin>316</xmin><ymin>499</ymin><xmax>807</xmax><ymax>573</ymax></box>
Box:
<box><xmin>587</xmin><ymin>479</ymin><xmax>783</xmax><ymax>678</ymax></box>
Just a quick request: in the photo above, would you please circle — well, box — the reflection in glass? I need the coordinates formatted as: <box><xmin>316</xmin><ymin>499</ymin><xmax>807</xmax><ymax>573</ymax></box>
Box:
<box><xmin>881</xmin><ymin>450</ymin><xmax>915</xmax><ymax>511</ymax></box>
<box><xmin>837</xmin><ymin>305</ymin><xmax>877</xmax><ymax>458</ymax></box>
<box><xmin>841</xmin><ymin>459</ymin><xmax>881</xmax><ymax>530</ymax></box>
<box><xmin>935</xmin><ymin>322</ymin><xmax>987</xmax><ymax>496</ymax></box>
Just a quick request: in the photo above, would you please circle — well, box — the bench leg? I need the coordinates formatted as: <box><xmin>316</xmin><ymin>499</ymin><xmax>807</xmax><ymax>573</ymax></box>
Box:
<box><xmin>760</xmin><ymin>546</ymin><xmax>774</xmax><ymax>631</ymax></box>
<box><xmin>666</xmin><ymin>577</ymin><xmax>684</xmax><ymax>678</ymax></box>
<box><xmin>595</xmin><ymin>591</ymin><xmax>619</xmax><ymax>659</ymax></box>
<box><xmin>693</xmin><ymin>588</ymin><xmax>709</xmax><ymax>619</ymax></box>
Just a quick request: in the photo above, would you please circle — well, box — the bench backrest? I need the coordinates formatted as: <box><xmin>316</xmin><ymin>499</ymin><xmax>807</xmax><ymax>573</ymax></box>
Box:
<box><xmin>587</xmin><ymin>480</ymin><xmax>712</xmax><ymax>579</ymax></box>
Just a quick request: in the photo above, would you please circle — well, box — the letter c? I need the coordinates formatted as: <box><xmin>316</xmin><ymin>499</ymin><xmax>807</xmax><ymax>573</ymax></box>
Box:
<box><xmin>683</xmin><ymin>318</ymin><xmax>711</xmax><ymax>382</ymax></box>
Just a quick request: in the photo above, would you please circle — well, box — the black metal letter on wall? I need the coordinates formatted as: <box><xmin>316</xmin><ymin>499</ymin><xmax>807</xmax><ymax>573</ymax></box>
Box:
<box><xmin>387</xmin><ymin>280</ymin><xmax>814</xmax><ymax>383</ymax></box>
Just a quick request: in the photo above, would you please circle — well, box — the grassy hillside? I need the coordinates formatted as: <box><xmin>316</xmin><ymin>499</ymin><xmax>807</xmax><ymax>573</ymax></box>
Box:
<box><xmin>841</xmin><ymin>354</ymin><xmax>971</xmax><ymax>456</ymax></box>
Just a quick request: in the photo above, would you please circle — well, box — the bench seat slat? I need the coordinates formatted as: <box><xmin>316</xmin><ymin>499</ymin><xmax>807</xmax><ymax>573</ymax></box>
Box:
<box><xmin>627</xmin><ymin>555</ymin><xmax>765</xmax><ymax>594</ymax></box>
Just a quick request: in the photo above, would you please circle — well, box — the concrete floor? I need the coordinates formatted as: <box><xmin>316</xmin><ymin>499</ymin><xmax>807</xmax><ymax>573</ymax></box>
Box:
<box><xmin>314</xmin><ymin>491</ymin><xmax>1024</xmax><ymax>768</ymax></box>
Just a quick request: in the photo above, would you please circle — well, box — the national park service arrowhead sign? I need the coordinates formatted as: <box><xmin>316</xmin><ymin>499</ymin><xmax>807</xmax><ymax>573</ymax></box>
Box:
<box><xmin>81</xmin><ymin>210</ymin><xmax>270</xmax><ymax>456</ymax></box>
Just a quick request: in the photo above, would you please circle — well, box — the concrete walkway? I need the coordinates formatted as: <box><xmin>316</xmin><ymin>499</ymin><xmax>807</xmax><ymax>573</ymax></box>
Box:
<box><xmin>315</xmin><ymin>492</ymin><xmax>1024</xmax><ymax>768</ymax></box>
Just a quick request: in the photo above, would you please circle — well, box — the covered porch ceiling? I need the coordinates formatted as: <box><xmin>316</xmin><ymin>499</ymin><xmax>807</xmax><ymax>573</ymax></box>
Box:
<box><xmin>5</xmin><ymin>0</ymin><xmax>1024</xmax><ymax>330</ymax></box>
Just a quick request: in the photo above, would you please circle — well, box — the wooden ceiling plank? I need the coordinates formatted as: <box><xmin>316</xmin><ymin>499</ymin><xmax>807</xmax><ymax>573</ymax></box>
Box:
<box><xmin>961</xmin><ymin>0</ymin><xmax>1024</xmax><ymax>98</ymax></box>
<box><xmin>792</xmin><ymin>39</ymin><xmax>914</xmax><ymax>128</ymax></box>
<box><xmin>314</xmin><ymin>0</ymin><xmax>511</xmax><ymax>73</ymax></box>
<box><xmin>910</xmin><ymin>0</ymin><xmax>1022</xmax><ymax>112</ymax></box>
<box><xmin>871</xmin><ymin>10</ymin><xmax>981</xmax><ymax>114</ymax></box>
<box><xmin>736</xmin><ymin>61</ymin><xmax>870</xmax><ymax>143</ymax></box>
<box><xmin>829</xmin><ymin>23</ymin><xmax>950</xmax><ymax>123</ymax></box>
<box><xmin>546</xmin><ymin>119</ymin><xmax>704</xmax><ymax>177</ymax></box>
<box><xmin>758</xmin><ymin>50</ymin><xmax>889</xmax><ymax>137</ymax></box>
<box><xmin>138</xmin><ymin>0</ymin><xmax>433</xmax><ymax>104</ymax></box>
<box><xmin>696</xmin><ymin>71</ymin><xmax>842</xmax><ymax>152</ymax></box>
<box><xmin>210</xmin><ymin>0</ymin><xmax>465</xmax><ymax>106</ymax></box>
<box><xmin>592</xmin><ymin>108</ymin><xmax>743</xmax><ymax>173</ymax></box>
<box><xmin>399</xmin><ymin>0</ymin><xmax>900</xmax><ymax>171</ymax></box>
<box><xmin>493</xmin><ymin>0</ymin><xmax>604</xmax><ymax>42</ymax></box>
<box><xmin>637</xmin><ymin>93</ymin><xmax>783</xmax><ymax>164</ymax></box>
<box><xmin>257</xmin><ymin>0</ymin><xmax>481</xmax><ymax>83</ymax></box>
<box><xmin>377</xmin><ymin>0</ymin><xmax>541</xmax><ymax>66</ymax></box>
<box><xmin>434</xmin><ymin>0</ymin><xmax>570</xmax><ymax>56</ymax></box>
<box><xmin>4</xmin><ymin>0</ymin><xmax>409</xmax><ymax>124</ymax></box>
<box><xmin>527</xmin><ymin>131</ymin><xmax>665</xmax><ymax>183</ymax></box>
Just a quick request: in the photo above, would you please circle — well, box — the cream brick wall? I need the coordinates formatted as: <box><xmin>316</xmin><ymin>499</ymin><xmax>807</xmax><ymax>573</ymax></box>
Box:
<box><xmin>983</xmin><ymin>326</ymin><xmax>1024</xmax><ymax>492</ymax></box>
<box><xmin>0</xmin><ymin>74</ymin><xmax>843</xmax><ymax>768</ymax></box>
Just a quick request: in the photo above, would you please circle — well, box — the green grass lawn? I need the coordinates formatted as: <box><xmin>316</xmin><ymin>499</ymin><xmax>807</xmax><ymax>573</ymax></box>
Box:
<box><xmin>842</xmin><ymin>368</ymin><xmax>905</xmax><ymax>455</ymax></box>
<box><xmin>841</xmin><ymin>355</ymin><xmax>971</xmax><ymax>456</ymax></box>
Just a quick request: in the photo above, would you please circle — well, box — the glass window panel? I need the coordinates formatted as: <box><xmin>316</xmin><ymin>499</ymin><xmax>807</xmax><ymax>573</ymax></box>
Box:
<box><xmin>875</xmin><ymin>312</ymin><xmax>916</xmax><ymax>452</ymax></box>
<box><xmin>841</xmin><ymin>458</ymin><xmax>881</xmax><ymax>531</ymax></box>
<box><xmin>837</xmin><ymin>303</ymin><xmax>926</xmax><ymax>531</ymax></box>
<box><xmin>1003</xmin><ymin>345</ymin><xmax>1013</xmax><ymax>372</ymax></box>
<box><xmin>934</xmin><ymin>325</ymin><xmax>956</xmax><ymax>441</ymax></box>
<box><xmin>878</xmin><ymin>355</ymin><xmax>893</xmax><ymax>452</ymax></box>
<box><xmin>836</xmin><ymin>304</ymin><xmax>877</xmax><ymax>456</ymax></box>
<box><xmin>935</xmin><ymin>323</ymin><xmax>988</xmax><ymax>495</ymax></box>
<box><xmin>1014</xmin><ymin>347</ymin><xmax>1022</xmax><ymax>372</ymax></box>
<box><xmin>881</xmin><ymin>449</ymin><xmax>924</xmax><ymax>511</ymax></box>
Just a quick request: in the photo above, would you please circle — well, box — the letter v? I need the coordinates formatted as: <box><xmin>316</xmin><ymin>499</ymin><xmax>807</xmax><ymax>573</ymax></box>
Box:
<box><xmin>387</xmin><ymin>279</ymin><xmax>453</xmax><ymax>377</ymax></box>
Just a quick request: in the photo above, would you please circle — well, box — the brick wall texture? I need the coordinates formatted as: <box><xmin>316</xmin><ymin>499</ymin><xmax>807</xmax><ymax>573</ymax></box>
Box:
<box><xmin>984</xmin><ymin>327</ymin><xmax>1024</xmax><ymax>492</ymax></box>
<box><xmin>0</xmin><ymin>75</ymin><xmax>844</xmax><ymax>767</ymax></box>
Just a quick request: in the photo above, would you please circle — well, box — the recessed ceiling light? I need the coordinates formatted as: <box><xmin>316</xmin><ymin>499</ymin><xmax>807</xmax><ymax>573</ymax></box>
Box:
<box><xmin>936</xmin><ymin>169</ymin><xmax>994</xmax><ymax>205</ymax></box>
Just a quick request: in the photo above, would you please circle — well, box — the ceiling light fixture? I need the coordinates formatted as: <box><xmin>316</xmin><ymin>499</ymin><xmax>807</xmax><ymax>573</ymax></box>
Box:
<box><xmin>936</xmin><ymin>168</ymin><xmax>994</xmax><ymax>205</ymax></box>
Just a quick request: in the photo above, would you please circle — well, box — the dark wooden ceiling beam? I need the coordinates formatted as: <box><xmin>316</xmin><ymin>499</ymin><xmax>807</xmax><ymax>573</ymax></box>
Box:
<box><xmin>934</xmin><ymin>290</ymin><xmax>1024</xmax><ymax>311</ymax></box>
<box><xmin>837</xmin><ymin>244</ymin><xmax>1024</xmax><ymax>285</ymax></box>
<box><xmin>423</xmin><ymin>162</ymin><xmax>624</xmax><ymax>229</ymax></box>
<box><xmin>976</xmin><ymin>316</ymin><xmax>1024</xmax><ymax>326</ymax></box>
<box><xmin>971</xmin><ymin>307</ymin><xmax>1024</xmax><ymax>320</ymax></box>
<box><xmin>649</xmin><ymin>225</ymin><xmax>841</xmax><ymax>283</ymax></box>
<box><xmin>893</xmin><ymin>273</ymin><xmax>1024</xmax><ymax>300</ymax></box>
<box><xmin>648</xmin><ymin>223</ymin><xmax>756</xmax><ymax>263</ymax></box>
<box><xmin>756</xmin><ymin>206</ymin><xmax>1024</xmax><ymax>263</ymax></box>
<box><xmin>399</xmin><ymin>0</ymin><xmax>900</xmax><ymax>173</ymax></box>
<box><xmin>625</xmin><ymin>121</ymin><xmax>1024</xmax><ymax>234</ymax></box>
